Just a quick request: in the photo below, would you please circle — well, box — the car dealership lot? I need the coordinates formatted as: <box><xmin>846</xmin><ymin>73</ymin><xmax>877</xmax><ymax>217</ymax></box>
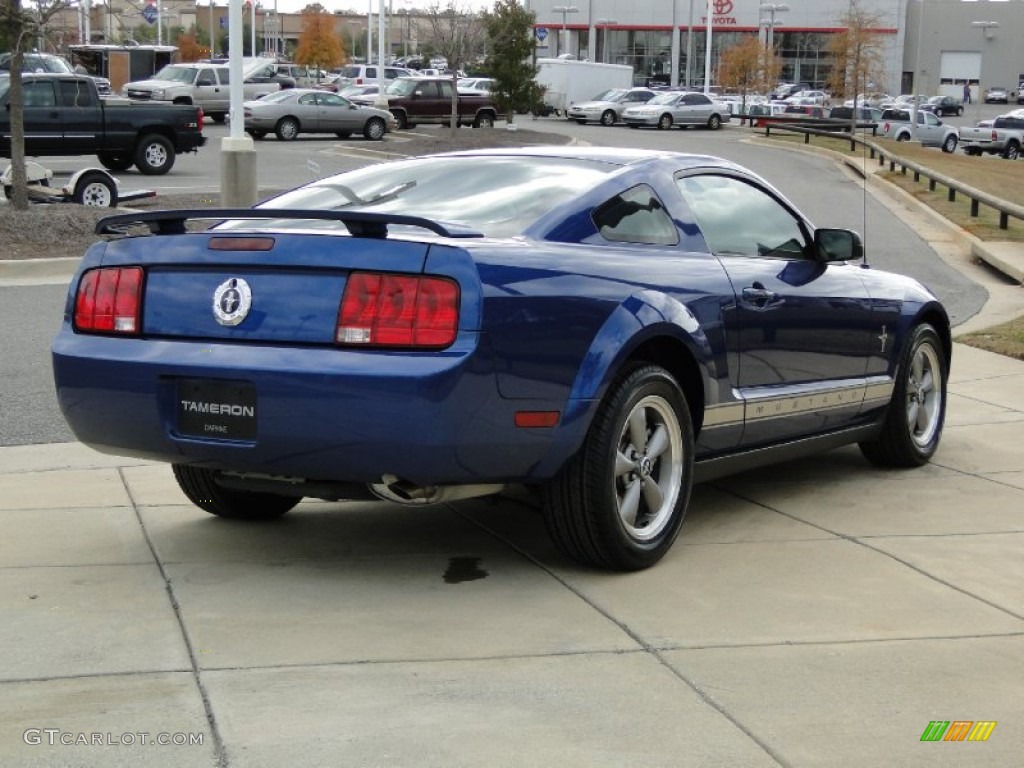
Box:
<box><xmin>2</xmin><ymin>119</ymin><xmax>1023</xmax><ymax>765</ymax></box>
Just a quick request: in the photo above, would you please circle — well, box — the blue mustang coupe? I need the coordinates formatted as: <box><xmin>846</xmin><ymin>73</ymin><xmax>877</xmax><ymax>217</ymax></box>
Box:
<box><xmin>52</xmin><ymin>147</ymin><xmax>950</xmax><ymax>570</ymax></box>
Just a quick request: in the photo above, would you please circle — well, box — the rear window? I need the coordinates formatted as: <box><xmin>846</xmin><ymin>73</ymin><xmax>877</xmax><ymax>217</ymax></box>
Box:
<box><xmin>251</xmin><ymin>156</ymin><xmax>617</xmax><ymax>237</ymax></box>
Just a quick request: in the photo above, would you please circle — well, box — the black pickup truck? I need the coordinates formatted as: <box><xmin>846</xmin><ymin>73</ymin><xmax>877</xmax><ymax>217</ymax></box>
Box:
<box><xmin>0</xmin><ymin>73</ymin><xmax>206</xmax><ymax>175</ymax></box>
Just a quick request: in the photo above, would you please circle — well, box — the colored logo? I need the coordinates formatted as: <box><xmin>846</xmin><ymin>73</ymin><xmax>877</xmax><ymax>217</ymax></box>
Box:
<box><xmin>920</xmin><ymin>721</ymin><xmax>996</xmax><ymax>742</ymax></box>
<box><xmin>713</xmin><ymin>0</ymin><xmax>734</xmax><ymax>15</ymax></box>
<box><xmin>212</xmin><ymin>277</ymin><xmax>252</xmax><ymax>327</ymax></box>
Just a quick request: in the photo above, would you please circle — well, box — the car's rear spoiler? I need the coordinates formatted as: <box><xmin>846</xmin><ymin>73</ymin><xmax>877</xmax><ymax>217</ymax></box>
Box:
<box><xmin>95</xmin><ymin>209</ymin><xmax>484</xmax><ymax>239</ymax></box>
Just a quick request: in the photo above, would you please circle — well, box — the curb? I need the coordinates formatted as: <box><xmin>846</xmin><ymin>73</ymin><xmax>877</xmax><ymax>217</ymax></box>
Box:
<box><xmin>0</xmin><ymin>256</ymin><xmax>79</xmax><ymax>285</ymax></box>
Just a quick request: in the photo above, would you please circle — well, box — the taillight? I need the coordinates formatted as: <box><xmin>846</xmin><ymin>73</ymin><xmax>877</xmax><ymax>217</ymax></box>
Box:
<box><xmin>336</xmin><ymin>272</ymin><xmax>459</xmax><ymax>348</ymax></box>
<box><xmin>197</xmin><ymin>107</ymin><xmax>204</xmax><ymax>129</ymax></box>
<box><xmin>991</xmin><ymin>130</ymin><xmax>998</xmax><ymax>140</ymax></box>
<box><xmin>74</xmin><ymin>267</ymin><xmax>143</xmax><ymax>334</ymax></box>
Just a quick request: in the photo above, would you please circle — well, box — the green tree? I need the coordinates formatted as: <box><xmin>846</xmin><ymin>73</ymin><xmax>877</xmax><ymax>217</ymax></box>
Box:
<box><xmin>482</xmin><ymin>0</ymin><xmax>538</xmax><ymax>123</ymax></box>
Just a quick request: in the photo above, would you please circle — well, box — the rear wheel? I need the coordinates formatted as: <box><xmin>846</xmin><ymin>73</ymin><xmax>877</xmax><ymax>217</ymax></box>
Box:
<box><xmin>392</xmin><ymin>110</ymin><xmax>408</xmax><ymax>129</ymax></box>
<box><xmin>473</xmin><ymin>112</ymin><xmax>495</xmax><ymax>128</ymax></box>
<box><xmin>600</xmin><ymin>109</ymin><xmax>616</xmax><ymax>126</ymax></box>
<box><xmin>172</xmin><ymin>465</ymin><xmax>300</xmax><ymax>520</ymax></box>
<box><xmin>543</xmin><ymin>365</ymin><xmax>694</xmax><ymax>570</ymax></box>
<box><xmin>72</xmin><ymin>171</ymin><xmax>117</xmax><ymax>207</ymax></box>
<box><xmin>133</xmin><ymin>133</ymin><xmax>175</xmax><ymax>175</ymax></box>
<box><xmin>859</xmin><ymin>324</ymin><xmax>947</xmax><ymax>467</ymax></box>
<box><xmin>657</xmin><ymin>113</ymin><xmax>673</xmax><ymax>130</ymax></box>
<box><xmin>97</xmin><ymin>152</ymin><xmax>133</xmax><ymax>172</ymax></box>
<box><xmin>275</xmin><ymin>117</ymin><xmax>300</xmax><ymax>141</ymax></box>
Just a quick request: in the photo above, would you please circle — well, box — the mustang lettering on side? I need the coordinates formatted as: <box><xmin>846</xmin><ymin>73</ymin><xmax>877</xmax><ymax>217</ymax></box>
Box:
<box><xmin>52</xmin><ymin>147</ymin><xmax>951</xmax><ymax>571</ymax></box>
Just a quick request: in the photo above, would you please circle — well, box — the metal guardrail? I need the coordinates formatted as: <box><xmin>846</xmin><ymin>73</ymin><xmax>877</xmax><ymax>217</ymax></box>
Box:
<box><xmin>761</xmin><ymin>121</ymin><xmax>1024</xmax><ymax>231</ymax></box>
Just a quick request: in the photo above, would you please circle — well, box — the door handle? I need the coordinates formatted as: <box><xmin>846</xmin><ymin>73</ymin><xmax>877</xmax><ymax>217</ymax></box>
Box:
<box><xmin>742</xmin><ymin>286</ymin><xmax>777</xmax><ymax>302</ymax></box>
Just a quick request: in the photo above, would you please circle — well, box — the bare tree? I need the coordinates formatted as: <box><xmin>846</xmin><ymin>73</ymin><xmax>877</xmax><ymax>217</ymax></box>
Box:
<box><xmin>1</xmin><ymin>0</ymin><xmax>76</xmax><ymax>210</ymax></box>
<box><xmin>421</xmin><ymin>1</ymin><xmax>487</xmax><ymax>136</ymax></box>
<box><xmin>827</xmin><ymin>0</ymin><xmax>888</xmax><ymax>128</ymax></box>
<box><xmin>717</xmin><ymin>35</ymin><xmax>781</xmax><ymax>117</ymax></box>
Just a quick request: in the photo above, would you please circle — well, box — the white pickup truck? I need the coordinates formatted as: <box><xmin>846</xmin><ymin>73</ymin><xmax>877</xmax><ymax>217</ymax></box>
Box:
<box><xmin>958</xmin><ymin>113</ymin><xmax>1024</xmax><ymax>160</ymax></box>
<box><xmin>879</xmin><ymin>108</ymin><xmax>959</xmax><ymax>153</ymax></box>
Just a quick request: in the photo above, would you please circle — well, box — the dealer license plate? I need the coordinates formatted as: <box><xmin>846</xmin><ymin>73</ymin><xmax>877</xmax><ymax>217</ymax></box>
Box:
<box><xmin>176</xmin><ymin>379</ymin><xmax>257</xmax><ymax>440</ymax></box>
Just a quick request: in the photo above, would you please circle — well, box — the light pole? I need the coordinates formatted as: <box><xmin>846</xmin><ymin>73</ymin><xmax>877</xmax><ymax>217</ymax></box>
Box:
<box><xmin>596</xmin><ymin>17</ymin><xmax>616</xmax><ymax>64</ymax></box>
<box><xmin>970</xmin><ymin>20</ymin><xmax>998</xmax><ymax>122</ymax></box>
<box><xmin>552</xmin><ymin>5</ymin><xmax>579</xmax><ymax>58</ymax></box>
<box><xmin>759</xmin><ymin>3</ymin><xmax>789</xmax><ymax>54</ymax></box>
<box><xmin>349</xmin><ymin>22</ymin><xmax>363</xmax><ymax>62</ymax></box>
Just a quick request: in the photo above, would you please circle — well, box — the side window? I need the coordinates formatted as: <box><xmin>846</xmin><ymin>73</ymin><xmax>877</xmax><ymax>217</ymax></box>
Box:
<box><xmin>217</xmin><ymin>68</ymin><xmax>230</xmax><ymax>85</ymax></box>
<box><xmin>439</xmin><ymin>81</ymin><xmax>453</xmax><ymax>98</ymax></box>
<box><xmin>23</xmin><ymin>80</ymin><xmax>57</xmax><ymax>107</ymax></box>
<box><xmin>924</xmin><ymin>112</ymin><xmax>938</xmax><ymax>126</ymax></box>
<box><xmin>60</xmin><ymin>80</ymin><xmax>95</xmax><ymax>107</ymax></box>
<box><xmin>676</xmin><ymin>174</ymin><xmax>809</xmax><ymax>259</ymax></box>
<box><xmin>298</xmin><ymin>93</ymin><xmax>317</xmax><ymax>105</ymax></box>
<box><xmin>592</xmin><ymin>185</ymin><xmax>678</xmax><ymax>246</ymax></box>
<box><xmin>366</xmin><ymin>67</ymin><xmax>377</xmax><ymax>79</ymax></box>
<box><xmin>196</xmin><ymin>70</ymin><xmax>215</xmax><ymax>86</ymax></box>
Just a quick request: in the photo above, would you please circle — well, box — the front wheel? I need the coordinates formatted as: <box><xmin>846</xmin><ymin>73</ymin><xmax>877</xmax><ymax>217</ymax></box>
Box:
<box><xmin>473</xmin><ymin>112</ymin><xmax>495</xmax><ymax>128</ymax></box>
<box><xmin>707</xmin><ymin>113</ymin><xmax>722</xmax><ymax>130</ymax></box>
<box><xmin>172</xmin><ymin>465</ymin><xmax>300</xmax><ymax>520</ymax></box>
<box><xmin>600</xmin><ymin>109</ymin><xmax>616</xmax><ymax>126</ymax></box>
<box><xmin>859</xmin><ymin>324</ymin><xmax>947</xmax><ymax>467</ymax></box>
<box><xmin>1002</xmin><ymin>142</ymin><xmax>1020</xmax><ymax>160</ymax></box>
<box><xmin>72</xmin><ymin>171</ymin><xmax>117</xmax><ymax>207</ymax></box>
<box><xmin>246</xmin><ymin>129</ymin><xmax>267</xmax><ymax>140</ymax></box>
<box><xmin>543</xmin><ymin>365</ymin><xmax>694</xmax><ymax>570</ymax></box>
<box><xmin>133</xmin><ymin>133</ymin><xmax>175</xmax><ymax>175</ymax></box>
<box><xmin>942</xmin><ymin>134</ymin><xmax>957</xmax><ymax>153</ymax></box>
<box><xmin>657</xmin><ymin>113</ymin><xmax>673</xmax><ymax>130</ymax></box>
<box><xmin>363</xmin><ymin>117</ymin><xmax>385</xmax><ymax>140</ymax></box>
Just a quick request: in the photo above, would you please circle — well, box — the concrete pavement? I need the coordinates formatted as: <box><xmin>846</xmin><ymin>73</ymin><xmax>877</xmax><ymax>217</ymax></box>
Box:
<box><xmin>2</xmin><ymin>340</ymin><xmax>1023</xmax><ymax>766</ymax></box>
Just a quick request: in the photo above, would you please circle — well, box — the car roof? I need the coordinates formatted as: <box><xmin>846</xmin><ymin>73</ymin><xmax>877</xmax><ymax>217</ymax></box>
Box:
<box><xmin>426</xmin><ymin>145</ymin><xmax>745</xmax><ymax>174</ymax></box>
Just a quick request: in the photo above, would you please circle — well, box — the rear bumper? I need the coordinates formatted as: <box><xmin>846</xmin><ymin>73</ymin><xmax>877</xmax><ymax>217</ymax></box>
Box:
<box><xmin>52</xmin><ymin>329</ymin><xmax>580</xmax><ymax>487</ymax></box>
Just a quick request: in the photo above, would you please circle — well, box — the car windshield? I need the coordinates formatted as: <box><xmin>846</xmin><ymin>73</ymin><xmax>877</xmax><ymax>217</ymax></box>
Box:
<box><xmin>385</xmin><ymin>79</ymin><xmax>417</xmax><ymax>96</ymax></box>
<box><xmin>647</xmin><ymin>92</ymin><xmax>678</xmax><ymax>105</ymax></box>
<box><xmin>591</xmin><ymin>89</ymin><xmax>626</xmax><ymax>102</ymax></box>
<box><xmin>152</xmin><ymin>66</ymin><xmax>199</xmax><ymax>84</ymax></box>
<box><xmin>242</xmin><ymin>156</ymin><xmax>617</xmax><ymax>237</ymax></box>
<box><xmin>0</xmin><ymin>53</ymin><xmax>72</xmax><ymax>74</ymax></box>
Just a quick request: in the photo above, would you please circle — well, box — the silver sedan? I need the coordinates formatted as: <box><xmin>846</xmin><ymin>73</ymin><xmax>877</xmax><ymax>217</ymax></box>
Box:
<box><xmin>621</xmin><ymin>91</ymin><xmax>729</xmax><ymax>130</ymax></box>
<box><xmin>243</xmin><ymin>89</ymin><xmax>396</xmax><ymax>141</ymax></box>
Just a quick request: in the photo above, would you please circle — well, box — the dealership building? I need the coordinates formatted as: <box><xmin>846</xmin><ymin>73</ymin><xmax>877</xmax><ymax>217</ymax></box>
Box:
<box><xmin>526</xmin><ymin>0</ymin><xmax>1024</xmax><ymax>99</ymax></box>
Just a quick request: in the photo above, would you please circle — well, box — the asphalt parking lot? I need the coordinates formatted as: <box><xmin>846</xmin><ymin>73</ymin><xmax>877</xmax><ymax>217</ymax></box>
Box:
<box><xmin>2</xmin><ymin>122</ymin><xmax>1023</xmax><ymax>766</ymax></box>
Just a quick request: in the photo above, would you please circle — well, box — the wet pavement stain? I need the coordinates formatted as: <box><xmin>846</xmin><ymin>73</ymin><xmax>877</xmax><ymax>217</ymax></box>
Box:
<box><xmin>443</xmin><ymin>557</ymin><xmax>488</xmax><ymax>584</ymax></box>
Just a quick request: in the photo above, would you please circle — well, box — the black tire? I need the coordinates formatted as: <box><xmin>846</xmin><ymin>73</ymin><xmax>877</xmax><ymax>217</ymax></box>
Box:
<box><xmin>942</xmin><ymin>134</ymin><xmax>957</xmax><ymax>154</ymax></box>
<box><xmin>392</xmin><ymin>110</ymin><xmax>408</xmax><ymax>129</ymax></box>
<box><xmin>363</xmin><ymin>117</ymin><xmax>386</xmax><ymax>141</ymax></box>
<box><xmin>247</xmin><ymin>129</ymin><xmax>267</xmax><ymax>140</ymax></box>
<box><xmin>859</xmin><ymin>324</ymin><xmax>947</xmax><ymax>468</ymax></box>
<box><xmin>275</xmin><ymin>117</ymin><xmax>300</xmax><ymax>141</ymax></box>
<box><xmin>964</xmin><ymin>147</ymin><xmax>981</xmax><ymax>157</ymax></box>
<box><xmin>896</xmin><ymin>133</ymin><xmax>909</xmax><ymax>142</ymax></box>
<box><xmin>542</xmin><ymin>364</ymin><xmax>694</xmax><ymax>570</ymax></box>
<box><xmin>72</xmin><ymin>171</ymin><xmax>117</xmax><ymax>207</ymax></box>
<box><xmin>707</xmin><ymin>113</ymin><xmax>722</xmax><ymax>130</ymax></box>
<box><xmin>956</xmin><ymin>107</ymin><xmax>963</xmax><ymax>116</ymax></box>
<box><xmin>210</xmin><ymin>113</ymin><xmax>227</xmax><ymax>124</ymax></box>
<box><xmin>133</xmin><ymin>133</ymin><xmax>175</xmax><ymax>175</ymax></box>
<box><xmin>657</xmin><ymin>113</ymin><xmax>673</xmax><ymax>130</ymax></box>
<box><xmin>473</xmin><ymin>112</ymin><xmax>495</xmax><ymax>129</ymax></box>
<box><xmin>335</xmin><ymin>130</ymin><xmax>352</xmax><ymax>139</ymax></box>
<box><xmin>97</xmin><ymin>151</ymin><xmax>133</xmax><ymax>172</ymax></box>
<box><xmin>172</xmin><ymin>464</ymin><xmax>300</xmax><ymax>520</ymax></box>
<box><xmin>1002</xmin><ymin>142</ymin><xmax>1020</xmax><ymax>160</ymax></box>
<box><xmin>628</xmin><ymin>124</ymin><xmax>640</xmax><ymax>129</ymax></box>
<box><xmin>600</xmin><ymin>109</ymin><xmax>616</xmax><ymax>126</ymax></box>
<box><xmin>575</xmin><ymin>119</ymin><xmax>587</xmax><ymax>125</ymax></box>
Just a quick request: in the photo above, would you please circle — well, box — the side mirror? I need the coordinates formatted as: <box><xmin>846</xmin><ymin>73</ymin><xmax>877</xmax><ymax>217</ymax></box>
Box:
<box><xmin>815</xmin><ymin>228</ymin><xmax>863</xmax><ymax>262</ymax></box>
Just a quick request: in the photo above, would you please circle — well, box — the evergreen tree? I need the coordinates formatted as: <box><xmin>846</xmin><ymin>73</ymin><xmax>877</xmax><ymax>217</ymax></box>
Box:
<box><xmin>483</xmin><ymin>0</ymin><xmax>539</xmax><ymax>122</ymax></box>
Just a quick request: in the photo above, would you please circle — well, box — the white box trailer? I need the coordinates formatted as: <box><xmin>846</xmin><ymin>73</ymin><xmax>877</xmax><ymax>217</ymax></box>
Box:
<box><xmin>535</xmin><ymin>58</ymin><xmax>634</xmax><ymax>116</ymax></box>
